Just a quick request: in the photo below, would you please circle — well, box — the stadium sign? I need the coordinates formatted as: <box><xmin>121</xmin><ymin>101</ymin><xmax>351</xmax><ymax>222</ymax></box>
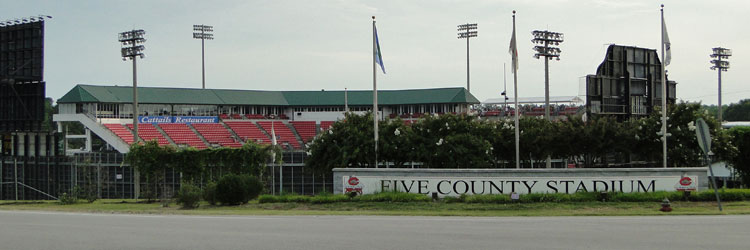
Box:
<box><xmin>334</xmin><ymin>168</ymin><xmax>708</xmax><ymax>197</ymax></box>
<box><xmin>138</xmin><ymin>116</ymin><xmax>218</xmax><ymax>124</ymax></box>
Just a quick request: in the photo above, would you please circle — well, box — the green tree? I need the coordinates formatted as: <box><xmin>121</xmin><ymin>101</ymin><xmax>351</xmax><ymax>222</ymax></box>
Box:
<box><xmin>305</xmin><ymin>112</ymin><xmax>376</xmax><ymax>176</ymax></box>
<box><xmin>517</xmin><ymin>116</ymin><xmax>554</xmax><ymax>168</ymax></box>
<box><xmin>487</xmin><ymin>119</ymin><xmax>516</xmax><ymax>168</ymax></box>
<box><xmin>410</xmin><ymin>114</ymin><xmax>492</xmax><ymax>168</ymax></box>
<box><xmin>728</xmin><ymin>127</ymin><xmax>750</xmax><ymax>185</ymax></box>
<box><xmin>634</xmin><ymin>102</ymin><xmax>734</xmax><ymax>168</ymax></box>
<box><xmin>724</xmin><ymin>99</ymin><xmax>750</xmax><ymax>121</ymax></box>
<box><xmin>378</xmin><ymin>118</ymin><xmax>413</xmax><ymax>168</ymax></box>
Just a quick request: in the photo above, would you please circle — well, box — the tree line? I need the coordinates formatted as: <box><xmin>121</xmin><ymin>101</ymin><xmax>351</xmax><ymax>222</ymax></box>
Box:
<box><xmin>305</xmin><ymin>102</ymin><xmax>744</xmax><ymax>177</ymax></box>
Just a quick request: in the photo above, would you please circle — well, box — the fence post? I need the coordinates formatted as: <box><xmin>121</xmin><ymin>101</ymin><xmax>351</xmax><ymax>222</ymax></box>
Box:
<box><xmin>97</xmin><ymin>160</ymin><xmax>102</xmax><ymax>199</ymax></box>
<box><xmin>134</xmin><ymin>169</ymin><xmax>140</xmax><ymax>200</ymax></box>
<box><xmin>1</xmin><ymin>156</ymin><xmax>3</xmax><ymax>200</ymax></box>
<box><xmin>14</xmin><ymin>157</ymin><xmax>18</xmax><ymax>201</ymax></box>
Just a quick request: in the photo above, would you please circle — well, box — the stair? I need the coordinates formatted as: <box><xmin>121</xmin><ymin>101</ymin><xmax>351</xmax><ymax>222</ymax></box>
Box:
<box><xmin>220</xmin><ymin>121</ymin><xmax>243</xmax><ymax>144</ymax></box>
<box><xmin>153</xmin><ymin>124</ymin><xmax>176</xmax><ymax>145</ymax></box>
<box><xmin>187</xmin><ymin>123</ymin><xmax>212</xmax><ymax>148</ymax></box>
<box><xmin>285</xmin><ymin>121</ymin><xmax>305</xmax><ymax>149</ymax></box>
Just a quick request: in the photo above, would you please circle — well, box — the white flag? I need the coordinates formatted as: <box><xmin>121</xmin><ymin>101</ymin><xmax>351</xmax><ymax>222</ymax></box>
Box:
<box><xmin>662</xmin><ymin>15</ymin><xmax>671</xmax><ymax>66</ymax></box>
<box><xmin>509</xmin><ymin>21</ymin><xmax>518</xmax><ymax>71</ymax></box>
<box><xmin>271</xmin><ymin>122</ymin><xmax>277</xmax><ymax>146</ymax></box>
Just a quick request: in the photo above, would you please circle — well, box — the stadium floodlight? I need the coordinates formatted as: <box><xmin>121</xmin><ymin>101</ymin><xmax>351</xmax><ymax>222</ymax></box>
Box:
<box><xmin>119</xmin><ymin>29</ymin><xmax>146</xmax><ymax>143</ymax></box>
<box><xmin>710</xmin><ymin>47</ymin><xmax>731</xmax><ymax>122</ymax></box>
<box><xmin>457</xmin><ymin>23</ymin><xmax>477</xmax><ymax>92</ymax></box>
<box><xmin>531</xmin><ymin>30</ymin><xmax>564</xmax><ymax>120</ymax></box>
<box><xmin>532</xmin><ymin>29</ymin><xmax>563</xmax><ymax>169</ymax></box>
<box><xmin>193</xmin><ymin>24</ymin><xmax>214</xmax><ymax>89</ymax></box>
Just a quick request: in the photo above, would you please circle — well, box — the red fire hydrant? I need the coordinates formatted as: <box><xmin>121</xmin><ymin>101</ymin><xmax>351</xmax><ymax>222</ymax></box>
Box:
<box><xmin>660</xmin><ymin>198</ymin><xmax>672</xmax><ymax>212</ymax></box>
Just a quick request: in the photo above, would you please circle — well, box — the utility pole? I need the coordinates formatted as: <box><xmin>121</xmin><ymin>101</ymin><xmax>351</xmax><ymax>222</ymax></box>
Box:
<box><xmin>710</xmin><ymin>47</ymin><xmax>731</xmax><ymax>122</ymax></box>
<box><xmin>193</xmin><ymin>25</ymin><xmax>214</xmax><ymax>89</ymax></box>
<box><xmin>457</xmin><ymin>23</ymin><xmax>477</xmax><ymax>93</ymax></box>
<box><xmin>532</xmin><ymin>29</ymin><xmax>563</xmax><ymax>168</ymax></box>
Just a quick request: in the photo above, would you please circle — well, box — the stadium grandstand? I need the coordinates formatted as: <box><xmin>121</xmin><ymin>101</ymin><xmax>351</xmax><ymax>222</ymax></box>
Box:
<box><xmin>480</xmin><ymin>96</ymin><xmax>584</xmax><ymax>118</ymax></box>
<box><xmin>53</xmin><ymin>84</ymin><xmax>479</xmax><ymax>154</ymax></box>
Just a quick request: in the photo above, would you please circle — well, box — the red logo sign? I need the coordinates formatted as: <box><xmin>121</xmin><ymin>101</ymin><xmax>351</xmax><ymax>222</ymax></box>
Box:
<box><xmin>679</xmin><ymin>177</ymin><xmax>692</xmax><ymax>186</ymax></box>
<box><xmin>348</xmin><ymin>177</ymin><xmax>360</xmax><ymax>186</ymax></box>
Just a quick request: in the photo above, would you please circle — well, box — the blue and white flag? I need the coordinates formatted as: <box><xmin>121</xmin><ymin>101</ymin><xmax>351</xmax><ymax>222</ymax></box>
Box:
<box><xmin>374</xmin><ymin>25</ymin><xmax>386</xmax><ymax>74</ymax></box>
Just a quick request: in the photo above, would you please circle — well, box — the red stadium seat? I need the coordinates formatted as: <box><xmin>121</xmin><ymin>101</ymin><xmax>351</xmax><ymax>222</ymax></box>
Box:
<box><xmin>290</xmin><ymin>121</ymin><xmax>317</xmax><ymax>145</ymax></box>
<box><xmin>257</xmin><ymin>121</ymin><xmax>300</xmax><ymax>149</ymax></box>
<box><xmin>126</xmin><ymin>123</ymin><xmax>171</xmax><ymax>146</ymax></box>
<box><xmin>158</xmin><ymin>123</ymin><xmax>207</xmax><ymax>149</ymax></box>
<box><xmin>104</xmin><ymin>124</ymin><xmax>136</xmax><ymax>144</ymax></box>
<box><xmin>224</xmin><ymin>121</ymin><xmax>271</xmax><ymax>145</ymax></box>
<box><xmin>192</xmin><ymin>123</ymin><xmax>242</xmax><ymax>148</ymax></box>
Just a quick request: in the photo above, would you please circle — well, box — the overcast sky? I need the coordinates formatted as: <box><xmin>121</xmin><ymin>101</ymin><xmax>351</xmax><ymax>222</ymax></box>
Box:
<box><xmin>3</xmin><ymin>0</ymin><xmax>748</xmax><ymax>105</ymax></box>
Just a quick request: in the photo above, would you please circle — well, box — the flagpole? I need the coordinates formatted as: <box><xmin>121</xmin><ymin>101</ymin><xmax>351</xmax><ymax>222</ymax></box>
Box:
<box><xmin>661</xmin><ymin>4</ymin><xmax>668</xmax><ymax>168</ymax></box>
<box><xmin>372</xmin><ymin>16</ymin><xmax>379</xmax><ymax>168</ymax></box>
<box><xmin>512</xmin><ymin>11</ymin><xmax>520</xmax><ymax>169</ymax></box>
<box><xmin>345</xmin><ymin>88</ymin><xmax>349</xmax><ymax>113</ymax></box>
<box><xmin>273</xmin><ymin>122</ymin><xmax>281</xmax><ymax>193</ymax></box>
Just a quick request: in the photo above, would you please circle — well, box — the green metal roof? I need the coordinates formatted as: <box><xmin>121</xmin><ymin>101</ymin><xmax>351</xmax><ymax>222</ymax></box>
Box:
<box><xmin>58</xmin><ymin>84</ymin><xmax>479</xmax><ymax>106</ymax></box>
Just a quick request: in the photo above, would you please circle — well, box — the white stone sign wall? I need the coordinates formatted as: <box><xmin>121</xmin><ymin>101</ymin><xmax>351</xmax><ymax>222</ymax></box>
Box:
<box><xmin>334</xmin><ymin>168</ymin><xmax>707</xmax><ymax>197</ymax></box>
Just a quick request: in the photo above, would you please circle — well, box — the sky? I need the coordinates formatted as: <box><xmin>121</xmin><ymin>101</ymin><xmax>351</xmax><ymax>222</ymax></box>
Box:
<box><xmin>3</xmin><ymin>0</ymin><xmax>748</xmax><ymax>105</ymax></box>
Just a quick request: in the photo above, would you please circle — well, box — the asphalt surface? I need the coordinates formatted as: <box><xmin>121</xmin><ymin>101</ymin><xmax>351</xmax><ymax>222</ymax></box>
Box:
<box><xmin>0</xmin><ymin>210</ymin><xmax>746</xmax><ymax>250</ymax></box>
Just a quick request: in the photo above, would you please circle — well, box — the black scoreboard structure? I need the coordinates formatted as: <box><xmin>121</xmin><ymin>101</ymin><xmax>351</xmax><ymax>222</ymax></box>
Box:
<box><xmin>0</xmin><ymin>18</ymin><xmax>46</xmax><ymax>132</ymax></box>
<box><xmin>585</xmin><ymin>44</ymin><xmax>677</xmax><ymax>121</ymax></box>
<box><xmin>1</xmin><ymin>17</ymin><xmax>65</xmax><ymax>201</ymax></box>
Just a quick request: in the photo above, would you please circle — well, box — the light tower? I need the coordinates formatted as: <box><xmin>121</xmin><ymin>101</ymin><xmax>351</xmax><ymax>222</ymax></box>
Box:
<box><xmin>710</xmin><ymin>47</ymin><xmax>731</xmax><ymax>122</ymax></box>
<box><xmin>532</xmin><ymin>29</ymin><xmax>563</xmax><ymax>168</ymax></box>
<box><xmin>193</xmin><ymin>25</ymin><xmax>213</xmax><ymax>89</ymax></box>
<box><xmin>457</xmin><ymin>23</ymin><xmax>477</xmax><ymax>92</ymax></box>
<box><xmin>531</xmin><ymin>30</ymin><xmax>563</xmax><ymax>120</ymax></box>
<box><xmin>119</xmin><ymin>29</ymin><xmax>146</xmax><ymax>143</ymax></box>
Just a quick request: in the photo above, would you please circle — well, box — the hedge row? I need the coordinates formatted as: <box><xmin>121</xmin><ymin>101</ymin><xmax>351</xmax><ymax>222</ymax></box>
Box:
<box><xmin>258</xmin><ymin>191</ymin><xmax>431</xmax><ymax>204</ymax></box>
<box><xmin>257</xmin><ymin>189</ymin><xmax>750</xmax><ymax>204</ymax></box>
<box><xmin>451</xmin><ymin>189</ymin><xmax>750</xmax><ymax>203</ymax></box>
<box><xmin>175</xmin><ymin>174</ymin><xmax>263</xmax><ymax>208</ymax></box>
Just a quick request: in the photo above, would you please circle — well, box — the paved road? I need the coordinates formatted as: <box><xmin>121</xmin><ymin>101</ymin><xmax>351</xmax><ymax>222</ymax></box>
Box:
<box><xmin>0</xmin><ymin>210</ymin><xmax>746</xmax><ymax>250</ymax></box>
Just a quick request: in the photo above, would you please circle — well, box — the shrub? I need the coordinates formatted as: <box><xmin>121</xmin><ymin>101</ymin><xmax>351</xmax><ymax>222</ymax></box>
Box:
<box><xmin>358</xmin><ymin>191</ymin><xmax>431</xmax><ymax>202</ymax></box>
<box><xmin>692</xmin><ymin>189</ymin><xmax>750</xmax><ymax>202</ymax></box>
<box><xmin>176</xmin><ymin>183</ymin><xmax>202</xmax><ymax>209</ymax></box>
<box><xmin>216</xmin><ymin>174</ymin><xmax>263</xmax><ymax>205</ymax></box>
<box><xmin>465</xmin><ymin>194</ymin><xmax>511</xmax><ymax>204</ymax></box>
<box><xmin>203</xmin><ymin>182</ymin><xmax>218</xmax><ymax>205</ymax></box>
<box><xmin>717</xmin><ymin>189</ymin><xmax>746</xmax><ymax>201</ymax></box>
<box><xmin>610</xmin><ymin>191</ymin><xmax>682</xmax><ymax>202</ymax></box>
<box><xmin>59</xmin><ymin>186</ymin><xmax>82</xmax><ymax>205</ymax></box>
<box><xmin>258</xmin><ymin>194</ymin><xmax>312</xmax><ymax>203</ymax></box>
<box><xmin>258</xmin><ymin>194</ymin><xmax>280</xmax><ymax>203</ymax></box>
<box><xmin>520</xmin><ymin>193</ymin><xmax>572</xmax><ymax>203</ymax></box>
<box><xmin>77</xmin><ymin>185</ymin><xmax>98</xmax><ymax>203</ymax></box>
<box><xmin>285</xmin><ymin>195</ymin><xmax>312</xmax><ymax>203</ymax></box>
<box><xmin>444</xmin><ymin>193</ymin><xmax>467</xmax><ymax>203</ymax></box>
<box><xmin>310</xmin><ymin>194</ymin><xmax>350</xmax><ymax>204</ymax></box>
<box><xmin>240</xmin><ymin>174</ymin><xmax>264</xmax><ymax>202</ymax></box>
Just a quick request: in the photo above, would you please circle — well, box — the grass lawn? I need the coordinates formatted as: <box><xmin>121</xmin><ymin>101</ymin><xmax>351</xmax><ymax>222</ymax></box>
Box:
<box><xmin>1</xmin><ymin>199</ymin><xmax>747</xmax><ymax>217</ymax></box>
